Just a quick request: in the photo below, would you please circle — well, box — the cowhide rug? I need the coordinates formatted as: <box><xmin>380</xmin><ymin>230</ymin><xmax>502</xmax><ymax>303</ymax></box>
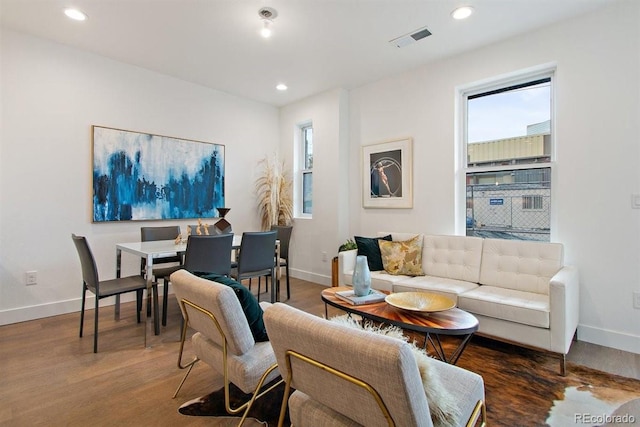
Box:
<box><xmin>179</xmin><ymin>334</ymin><xmax>640</xmax><ymax>427</ymax></box>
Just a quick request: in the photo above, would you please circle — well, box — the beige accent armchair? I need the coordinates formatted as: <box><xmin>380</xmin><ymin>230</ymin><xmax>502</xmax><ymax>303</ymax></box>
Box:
<box><xmin>170</xmin><ymin>269</ymin><xmax>281</xmax><ymax>421</ymax></box>
<box><xmin>264</xmin><ymin>302</ymin><xmax>486</xmax><ymax>427</ymax></box>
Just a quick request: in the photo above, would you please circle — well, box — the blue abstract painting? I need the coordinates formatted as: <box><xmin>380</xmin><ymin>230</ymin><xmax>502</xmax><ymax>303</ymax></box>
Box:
<box><xmin>92</xmin><ymin>126</ymin><xmax>225</xmax><ymax>222</ymax></box>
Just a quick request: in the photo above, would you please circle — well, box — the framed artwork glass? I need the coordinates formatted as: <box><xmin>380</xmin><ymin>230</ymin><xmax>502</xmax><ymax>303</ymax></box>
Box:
<box><xmin>92</xmin><ymin>125</ymin><xmax>225</xmax><ymax>222</ymax></box>
<box><xmin>362</xmin><ymin>138</ymin><xmax>413</xmax><ymax>209</ymax></box>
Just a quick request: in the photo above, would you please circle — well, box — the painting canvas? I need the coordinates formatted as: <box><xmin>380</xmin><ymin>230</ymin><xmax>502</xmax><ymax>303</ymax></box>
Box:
<box><xmin>92</xmin><ymin>126</ymin><xmax>224</xmax><ymax>222</ymax></box>
<box><xmin>362</xmin><ymin>138</ymin><xmax>413</xmax><ymax>208</ymax></box>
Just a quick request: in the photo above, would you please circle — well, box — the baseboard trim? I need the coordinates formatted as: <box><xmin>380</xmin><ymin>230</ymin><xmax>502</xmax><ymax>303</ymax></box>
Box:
<box><xmin>0</xmin><ymin>292</ymin><xmax>141</xmax><ymax>326</ymax></box>
<box><xmin>0</xmin><ymin>271</ymin><xmax>331</xmax><ymax>326</ymax></box>
<box><xmin>289</xmin><ymin>267</ymin><xmax>331</xmax><ymax>287</ymax></box>
<box><xmin>577</xmin><ymin>324</ymin><xmax>640</xmax><ymax>354</ymax></box>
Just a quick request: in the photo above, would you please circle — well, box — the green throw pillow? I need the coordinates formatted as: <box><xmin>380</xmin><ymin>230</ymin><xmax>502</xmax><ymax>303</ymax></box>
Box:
<box><xmin>194</xmin><ymin>272</ymin><xmax>269</xmax><ymax>342</ymax></box>
<box><xmin>354</xmin><ymin>234</ymin><xmax>392</xmax><ymax>271</ymax></box>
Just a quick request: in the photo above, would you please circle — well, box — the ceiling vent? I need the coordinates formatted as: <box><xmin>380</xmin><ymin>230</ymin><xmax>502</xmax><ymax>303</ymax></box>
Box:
<box><xmin>389</xmin><ymin>26</ymin><xmax>432</xmax><ymax>48</ymax></box>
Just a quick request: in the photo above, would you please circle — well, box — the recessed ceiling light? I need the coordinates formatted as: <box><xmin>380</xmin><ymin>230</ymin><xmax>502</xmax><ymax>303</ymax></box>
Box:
<box><xmin>451</xmin><ymin>6</ymin><xmax>474</xmax><ymax>20</ymax></box>
<box><xmin>276</xmin><ymin>83</ymin><xmax>288</xmax><ymax>91</ymax></box>
<box><xmin>64</xmin><ymin>8</ymin><xmax>88</xmax><ymax>21</ymax></box>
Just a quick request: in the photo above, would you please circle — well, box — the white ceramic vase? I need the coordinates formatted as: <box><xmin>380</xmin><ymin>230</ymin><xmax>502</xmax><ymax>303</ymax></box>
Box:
<box><xmin>352</xmin><ymin>255</ymin><xmax>372</xmax><ymax>297</ymax></box>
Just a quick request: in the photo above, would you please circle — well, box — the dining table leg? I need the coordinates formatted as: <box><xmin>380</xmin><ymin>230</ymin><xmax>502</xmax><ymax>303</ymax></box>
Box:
<box><xmin>145</xmin><ymin>257</ymin><xmax>160</xmax><ymax>338</ymax></box>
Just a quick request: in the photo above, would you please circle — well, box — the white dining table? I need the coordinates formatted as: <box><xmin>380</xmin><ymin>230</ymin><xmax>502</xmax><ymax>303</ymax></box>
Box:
<box><xmin>115</xmin><ymin>235</ymin><xmax>280</xmax><ymax>347</ymax></box>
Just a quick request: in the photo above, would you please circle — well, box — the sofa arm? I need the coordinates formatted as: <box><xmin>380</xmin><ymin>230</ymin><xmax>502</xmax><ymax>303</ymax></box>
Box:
<box><xmin>337</xmin><ymin>249</ymin><xmax>357</xmax><ymax>286</ymax></box>
<box><xmin>549</xmin><ymin>265</ymin><xmax>580</xmax><ymax>354</ymax></box>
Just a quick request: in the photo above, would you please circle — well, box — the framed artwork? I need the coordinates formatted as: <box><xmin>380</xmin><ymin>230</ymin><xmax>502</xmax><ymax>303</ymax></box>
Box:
<box><xmin>362</xmin><ymin>138</ymin><xmax>413</xmax><ymax>208</ymax></box>
<box><xmin>92</xmin><ymin>125</ymin><xmax>225</xmax><ymax>222</ymax></box>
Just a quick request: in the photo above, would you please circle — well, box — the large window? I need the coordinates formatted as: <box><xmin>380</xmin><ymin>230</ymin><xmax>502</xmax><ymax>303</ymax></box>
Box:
<box><xmin>462</xmin><ymin>70</ymin><xmax>554</xmax><ymax>241</ymax></box>
<box><xmin>301</xmin><ymin>124</ymin><xmax>313</xmax><ymax>215</ymax></box>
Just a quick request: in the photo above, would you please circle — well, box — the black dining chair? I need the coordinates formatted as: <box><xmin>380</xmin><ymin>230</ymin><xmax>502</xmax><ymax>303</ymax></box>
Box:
<box><xmin>140</xmin><ymin>226</ymin><xmax>183</xmax><ymax>327</ymax></box>
<box><xmin>72</xmin><ymin>234</ymin><xmax>155</xmax><ymax>353</ymax></box>
<box><xmin>183</xmin><ymin>233</ymin><xmax>234</xmax><ymax>276</ymax></box>
<box><xmin>230</xmin><ymin>231</ymin><xmax>278</xmax><ymax>301</ymax></box>
<box><xmin>270</xmin><ymin>225</ymin><xmax>293</xmax><ymax>300</ymax></box>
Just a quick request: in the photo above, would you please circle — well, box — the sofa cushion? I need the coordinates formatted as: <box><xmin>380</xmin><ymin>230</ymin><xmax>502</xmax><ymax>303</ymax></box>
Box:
<box><xmin>354</xmin><ymin>234</ymin><xmax>392</xmax><ymax>271</ymax></box>
<box><xmin>379</xmin><ymin>234</ymin><xmax>425</xmax><ymax>276</ymax></box>
<box><xmin>393</xmin><ymin>275</ymin><xmax>479</xmax><ymax>303</ymax></box>
<box><xmin>479</xmin><ymin>238</ymin><xmax>563</xmax><ymax>294</ymax></box>
<box><xmin>457</xmin><ymin>285</ymin><xmax>550</xmax><ymax>328</ymax></box>
<box><xmin>422</xmin><ymin>235</ymin><xmax>483</xmax><ymax>283</ymax></box>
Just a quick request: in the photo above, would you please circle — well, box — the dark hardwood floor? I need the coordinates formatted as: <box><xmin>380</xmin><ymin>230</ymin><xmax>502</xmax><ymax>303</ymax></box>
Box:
<box><xmin>0</xmin><ymin>277</ymin><xmax>638</xmax><ymax>426</ymax></box>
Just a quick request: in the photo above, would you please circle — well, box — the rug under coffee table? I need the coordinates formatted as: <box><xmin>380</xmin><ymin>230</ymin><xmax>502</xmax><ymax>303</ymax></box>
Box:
<box><xmin>321</xmin><ymin>286</ymin><xmax>479</xmax><ymax>364</ymax></box>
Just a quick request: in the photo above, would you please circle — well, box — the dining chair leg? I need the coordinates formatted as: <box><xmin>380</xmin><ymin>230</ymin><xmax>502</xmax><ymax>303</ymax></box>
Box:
<box><xmin>93</xmin><ymin>297</ymin><xmax>99</xmax><ymax>353</ymax></box>
<box><xmin>79</xmin><ymin>286</ymin><xmax>86</xmax><ymax>338</ymax></box>
<box><xmin>162</xmin><ymin>277</ymin><xmax>169</xmax><ymax>327</ymax></box>
<box><xmin>152</xmin><ymin>285</ymin><xmax>160</xmax><ymax>335</ymax></box>
<box><xmin>258</xmin><ymin>277</ymin><xmax>266</xmax><ymax>297</ymax></box>
<box><xmin>285</xmin><ymin>264</ymin><xmax>290</xmax><ymax>300</ymax></box>
<box><xmin>136</xmin><ymin>289</ymin><xmax>143</xmax><ymax>323</ymax></box>
<box><xmin>146</xmin><ymin>291</ymin><xmax>152</xmax><ymax>317</ymax></box>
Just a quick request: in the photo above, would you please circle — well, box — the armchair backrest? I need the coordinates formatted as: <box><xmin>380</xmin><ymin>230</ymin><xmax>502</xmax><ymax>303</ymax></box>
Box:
<box><xmin>237</xmin><ymin>231</ymin><xmax>277</xmax><ymax>273</ymax></box>
<box><xmin>71</xmin><ymin>234</ymin><xmax>100</xmax><ymax>293</ymax></box>
<box><xmin>140</xmin><ymin>226</ymin><xmax>183</xmax><ymax>273</ymax></box>
<box><xmin>270</xmin><ymin>225</ymin><xmax>292</xmax><ymax>259</ymax></box>
<box><xmin>264</xmin><ymin>303</ymin><xmax>432</xmax><ymax>427</ymax></box>
<box><xmin>141</xmin><ymin>225</ymin><xmax>181</xmax><ymax>242</ymax></box>
<box><xmin>183</xmin><ymin>234</ymin><xmax>233</xmax><ymax>275</ymax></box>
<box><xmin>171</xmin><ymin>269</ymin><xmax>254</xmax><ymax>355</ymax></box>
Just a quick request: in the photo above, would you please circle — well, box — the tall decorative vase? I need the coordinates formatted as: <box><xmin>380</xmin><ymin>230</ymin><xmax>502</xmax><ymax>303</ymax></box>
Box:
<box><xmin>352</xmin><ymin>255</ymin><xmax>372</xmax><ymax>297</ymax></box>
<box><xmin>214</xmin><ymin>207</ymin><xmax>232</xmax><ymax>234</ymax></box>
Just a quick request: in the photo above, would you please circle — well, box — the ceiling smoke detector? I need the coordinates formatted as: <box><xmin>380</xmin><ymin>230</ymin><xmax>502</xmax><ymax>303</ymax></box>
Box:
<box><xmin>258</xmin><ymin>7</ymin><xmax>278</xmax><ymax>20</ymax></box>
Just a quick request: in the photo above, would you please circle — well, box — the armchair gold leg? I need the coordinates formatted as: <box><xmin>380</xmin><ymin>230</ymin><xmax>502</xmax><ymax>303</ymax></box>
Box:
<box><xmin>465</xmin><ymin>399</ymin><xmax>486</xmax><ymax>427</ymax></box>
<box><xmin>172</xmin><ymin>307</ymin><xmax>199</xmax><ymax>399</ymax></box>
<box><xmin>172</xmin><ymin>358</ymin><xmax>198</xmax><ymax>399</ymax></box>
<box><xmin>237</xmin><ymin>364</ymin><xmax>282</xmax><ymax>426</ymax></box>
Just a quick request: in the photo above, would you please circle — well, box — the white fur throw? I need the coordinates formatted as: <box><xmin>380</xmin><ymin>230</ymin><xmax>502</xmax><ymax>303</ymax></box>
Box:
<box><xmin>329</xmin><ymin>315</ymin><xmax>460</xmax><ymax>427</ymax></box>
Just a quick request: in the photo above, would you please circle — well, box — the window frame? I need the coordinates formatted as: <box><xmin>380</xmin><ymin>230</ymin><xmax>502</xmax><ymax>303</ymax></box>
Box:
<box><xmin>298</xmin><ymin>123</ymin><xmax>313</xmax><ymax>218</ymax></box>
<box><xmin>456</xmin><ymin>64</ymin><xmax>556</xmax><ymax>240</ymax></box>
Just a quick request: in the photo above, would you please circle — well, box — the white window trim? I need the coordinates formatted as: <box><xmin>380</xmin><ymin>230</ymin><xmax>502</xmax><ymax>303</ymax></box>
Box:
<box><xmin>296</xmin><ymin>121</ymin><xmax>312</xmax><ymax>219</ymax></box>
<box><xmin>454</xmin><ymin>63</ymin><xmax>557</xmax><ymax>237</ymax></box>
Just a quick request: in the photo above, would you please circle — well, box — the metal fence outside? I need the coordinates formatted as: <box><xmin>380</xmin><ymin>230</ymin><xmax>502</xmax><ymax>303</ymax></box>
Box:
<box><xmin>466</xmin><ymin>183</ymin><xmax>550</xmax><ymax>242</ymax></box>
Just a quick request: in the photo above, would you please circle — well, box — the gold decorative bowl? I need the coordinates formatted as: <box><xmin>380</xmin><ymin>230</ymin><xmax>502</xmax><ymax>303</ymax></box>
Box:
<box><xmin>385</xmin><ymin>292</ymin><xmax>456</xmax><ymax>313</ymax></box>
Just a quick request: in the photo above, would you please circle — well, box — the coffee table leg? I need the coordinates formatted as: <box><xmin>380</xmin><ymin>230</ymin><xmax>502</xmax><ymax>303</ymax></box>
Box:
<box><xmin>448</xmin><ymin>334</ymin><xmax>474</xmax><ymax>365</ymax></box>
<box><xmin>425</xmin><ymin>333</ymin><xmax>474</xmax><ymax>365</ymax></box>
<box><xmin>427</xmin><ymin>334</ymin><xmax>447</xmax><ymax>362</ymax></box>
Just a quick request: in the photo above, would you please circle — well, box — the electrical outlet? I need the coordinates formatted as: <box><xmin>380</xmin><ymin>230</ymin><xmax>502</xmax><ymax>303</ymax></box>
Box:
<box><xmin>634</xmin><ymin>291</ymin><xmax>640</xmax><ymax>309</ymax></box>
<box><xmin>25</xmin><ymin>270</ymin><xmax>37</xmax><ymax>286</ymax></box>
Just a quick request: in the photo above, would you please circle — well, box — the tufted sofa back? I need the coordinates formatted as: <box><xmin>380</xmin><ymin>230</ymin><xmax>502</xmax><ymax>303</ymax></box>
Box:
<box><xmin>479</xmin><ymin>238</ymin><xmax>563</xmax><ymax>295</ymax></box>
<box><xmin>422</xmin><ymin>235</ymin><xmax>484</xmax><ymax>283</ymax></box>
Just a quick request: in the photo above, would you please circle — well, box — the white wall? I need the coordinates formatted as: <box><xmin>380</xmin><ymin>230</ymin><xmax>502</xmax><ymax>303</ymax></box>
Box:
<box><xmin>0</xmin><ymin>29</ymin><xmax>280</xmax><ymax>324</ymax></box>
<box><xmin>2</xmin><ymin>1</ymin><xmax>639</xmax><ymax>354</ymax></box>
<box><xmin>279</xmin><ymin>89</ymin><xmax>350</xmax><ymax>285</ymax></box>
<box><xmin>346</xmin><ymin>1</ymin><xmax>639</xmax><ymax>353</ymax></box>
<box><xmin>270</xmin><ymin>0</ymin><xmax>640</xmax><ymax>354</ymax></box>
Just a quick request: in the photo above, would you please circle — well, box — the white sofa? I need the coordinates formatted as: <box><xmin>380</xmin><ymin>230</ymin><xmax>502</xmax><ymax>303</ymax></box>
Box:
<box><xmin>338</xmin><ymin>232</ymin><xmax>579</xmax><ymax>374</ymax></box>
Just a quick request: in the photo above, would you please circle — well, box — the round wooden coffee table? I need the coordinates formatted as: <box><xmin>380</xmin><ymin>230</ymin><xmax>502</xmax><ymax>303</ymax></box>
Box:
<box><xmin>321</xmin><ymin>287</ymin><xmax>479</xmax><ymax>364</ymax></box>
